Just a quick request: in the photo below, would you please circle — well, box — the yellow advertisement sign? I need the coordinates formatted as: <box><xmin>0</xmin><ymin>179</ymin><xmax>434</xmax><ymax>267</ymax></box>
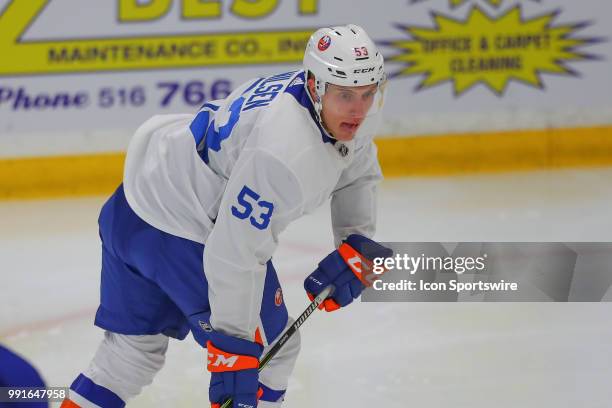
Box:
<box><xmin>0</xmin><ymin>0</ymin><xmax>313</xmax><ymax>76</ymax></box>
<box><xmin>387</xmin><ymin>6</ymin><xmax>603</xmax><ymax>95</ymax></box>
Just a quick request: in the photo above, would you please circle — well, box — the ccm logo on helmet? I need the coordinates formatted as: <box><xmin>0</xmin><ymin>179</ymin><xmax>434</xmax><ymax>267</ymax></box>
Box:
<box><xmin>353</xmin><ymin>67</ymin><xmax>375</xmax><ymax>74</ymax></box>
<box><xmin>208</xmin><ymin>353</ymin><xmax>238</xmax><ymax>368</ymax></box>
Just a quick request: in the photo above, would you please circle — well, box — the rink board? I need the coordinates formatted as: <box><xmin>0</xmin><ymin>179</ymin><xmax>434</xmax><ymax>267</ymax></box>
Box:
<box><xmin>1</xmin><ymin>0</ymin><xmax>611</xmax><ymax>198</ymax></box>
<box><xmin>2</xmin><ymin>125</ymin><xmax>612</xmax><ymax>199</ymax></box>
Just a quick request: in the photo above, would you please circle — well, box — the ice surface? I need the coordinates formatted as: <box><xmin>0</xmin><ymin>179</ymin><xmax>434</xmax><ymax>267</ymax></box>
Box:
<box><xmin>2</xmin><ymin>168</ymin><xmax>612</xmax><ymax>407</ymax></box>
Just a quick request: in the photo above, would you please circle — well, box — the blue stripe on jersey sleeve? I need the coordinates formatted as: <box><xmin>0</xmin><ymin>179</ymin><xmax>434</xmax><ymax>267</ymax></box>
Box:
<box><xmin>191</xmin><ymin>79</ymin><xmax>266</xmax><ymax>164</ymax></box>
<box><xmin>190</xmin><ymin>103</ymin><xmax>220</xmax><ymax>146</ymax></box>
<box><xmin>242</xmin><ymin>77</ymin><xmax>265</xmax><ymax>94</ymax></box>
<box><xmin>200</xmin><ymin>96</ymin><xmax>245</xmax><ymax>164</ymax></box>
<box><xmin>200</xmin><ymin>102</ymin><xmax>220</xmax><ymax>112</ymax></box>
<box><xmin>190</xmin><ymin>110</ymin><xmax>211</xmax><ymax>147</ymax></box>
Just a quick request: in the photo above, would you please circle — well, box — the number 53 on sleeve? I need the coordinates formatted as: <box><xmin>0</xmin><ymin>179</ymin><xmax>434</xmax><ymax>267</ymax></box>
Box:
<box><xmin>231</xmin><ymin>185</ymin><xmax>274</xmax><ymax>230</ymax></box>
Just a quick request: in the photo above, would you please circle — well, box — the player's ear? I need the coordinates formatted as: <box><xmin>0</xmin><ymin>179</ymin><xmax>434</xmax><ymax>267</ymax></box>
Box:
<box><xmin>307</xmin><ymin>74</ymin><xmax>319</xmax><ymax>102</ymax></box>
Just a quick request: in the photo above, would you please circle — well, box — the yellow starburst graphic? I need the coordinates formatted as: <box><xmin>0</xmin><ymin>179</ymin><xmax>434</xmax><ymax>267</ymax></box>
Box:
<box><xmin>386</xmin><ymin>6</ymin><xmax>603</xmax><ymax>96</ymax></box>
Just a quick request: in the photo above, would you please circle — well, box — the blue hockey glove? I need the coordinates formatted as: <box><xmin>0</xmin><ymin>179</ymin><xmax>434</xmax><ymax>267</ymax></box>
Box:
<box><xmin>304</xmin><ymin>234</ymin><xmax>392</xmax><ymax>312</ymax></box>
<box><xmin>207</xmin><ymin>330</ymin><xmax>263</xmax><ymax>408</ymax></box>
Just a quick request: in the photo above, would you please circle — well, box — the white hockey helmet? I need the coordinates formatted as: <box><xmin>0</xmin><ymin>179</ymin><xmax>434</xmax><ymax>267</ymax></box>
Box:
<box><xmin>303</xmin><ymin>24</ymin><xmax>386</xmax><ymax>126</ymax></box>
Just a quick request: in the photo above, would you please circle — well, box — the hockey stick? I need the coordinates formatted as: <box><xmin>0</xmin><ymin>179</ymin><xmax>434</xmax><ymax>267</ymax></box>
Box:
<box><xmin>220</xmin><ymin>285</ymin><xmax>334</xmax><ymax>408</ymax></box>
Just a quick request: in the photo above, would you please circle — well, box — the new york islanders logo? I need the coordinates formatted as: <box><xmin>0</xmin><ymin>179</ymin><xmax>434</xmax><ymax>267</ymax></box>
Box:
<box><xmin>198</xmin><ymin>320</ymin><xmax>212</xmax><ymax>332</ymax></box>
<box><xmin>274</xmin><ymin>288</ymin><xmax>283</xmax><ymax>306</ymax></box>
<box><xmin>318</xmin><ymin>35</ymin><xmax>331</xmax><ymax>51</ymax></box>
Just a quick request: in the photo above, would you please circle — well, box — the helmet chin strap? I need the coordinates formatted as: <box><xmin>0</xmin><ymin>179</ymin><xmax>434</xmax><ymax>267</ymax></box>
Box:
<box><xmin>305</xmin><ymin>75</ymin><xmax>337</xmax><ymax>141</ymax></box>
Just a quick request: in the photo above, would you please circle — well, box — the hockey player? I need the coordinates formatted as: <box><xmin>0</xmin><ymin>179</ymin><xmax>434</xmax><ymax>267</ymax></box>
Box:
<box><xmin>0</xmin><ymin>344</ymin><xmax>48</xmax><ymax>408</ymax></box>
<box><xmin>62</xmin><ymin>24</ymin><xmax>390</xmax><ymax>408</ymax></box>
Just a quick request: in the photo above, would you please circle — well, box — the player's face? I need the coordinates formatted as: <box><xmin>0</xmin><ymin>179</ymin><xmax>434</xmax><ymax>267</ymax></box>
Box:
<box><xmin>321</xmin><ymin>83</ymin><xmax>378</xmax><ymax>141</ymax></box>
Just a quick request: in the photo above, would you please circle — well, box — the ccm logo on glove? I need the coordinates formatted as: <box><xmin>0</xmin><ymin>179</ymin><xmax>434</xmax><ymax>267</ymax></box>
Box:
<box><xmin>207</xmin><ymin>341</ymin><xmax>259</xmax><ymax>372</ymax></box>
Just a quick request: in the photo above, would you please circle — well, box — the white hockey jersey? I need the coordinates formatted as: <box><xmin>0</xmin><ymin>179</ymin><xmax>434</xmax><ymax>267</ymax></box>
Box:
<box><xmin>123</xmin><ymin>70</ymin><xmax>382</xmax><ymax>341</ymax></box>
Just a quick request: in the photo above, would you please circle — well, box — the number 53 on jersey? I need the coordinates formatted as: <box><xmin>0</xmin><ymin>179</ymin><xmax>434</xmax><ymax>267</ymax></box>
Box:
<box><xmin>231</xmin><ymin>185</ymin><xmax>274</xmax><ymax>230</ymax></box>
